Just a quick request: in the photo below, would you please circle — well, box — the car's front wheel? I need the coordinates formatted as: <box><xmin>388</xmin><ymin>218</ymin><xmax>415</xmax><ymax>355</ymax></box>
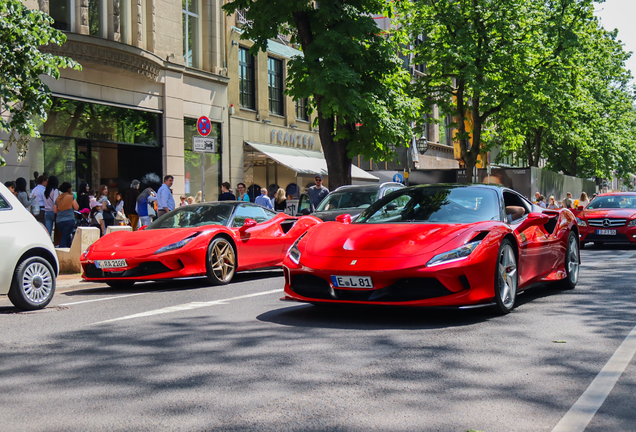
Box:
<box><xmin>206</xmin><ymin>237</ymin><xmax>236</xmax><ymax>285</ymax></box>
<box><xmin>8</xmin><ymin>256</ymin><xmax>56</xmax><ymax>310</ymax></box>
<box><xmin>557</xmin><ymin>231</ymin><xmax>579</xmax><ymax>290</ymax></box>
<box><xmin>492</xmin><ymin>239</ymin><xmax>518</xmax><ymax>315</ymax></box>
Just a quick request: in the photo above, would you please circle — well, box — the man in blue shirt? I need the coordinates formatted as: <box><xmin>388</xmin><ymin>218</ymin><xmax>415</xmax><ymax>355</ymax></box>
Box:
<box><xmin>255</xmin><ymin>188</ymin><xmax>273</xmax><ymax>209</ymax></box>
<box><xmin>156</xmin><ymin>175</ymin><xmax>175</xmax><ymax>217</ymax></box>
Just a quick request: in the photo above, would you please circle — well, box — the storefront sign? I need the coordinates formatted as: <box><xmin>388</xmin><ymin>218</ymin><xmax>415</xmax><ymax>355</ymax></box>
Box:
<box><xmin>270</xmin><ymin>129</ymin><xmax>315</xmax><ymax>149</ymax></box>
<box><xmin>193</xmin><ymin>136</ymin><xmax>216</xmax><ymax>153</ymax></box>
<box><xmin>85</xmin><ymin>132</ymin><xmax>114</xmax><ymax>141</ymax></box>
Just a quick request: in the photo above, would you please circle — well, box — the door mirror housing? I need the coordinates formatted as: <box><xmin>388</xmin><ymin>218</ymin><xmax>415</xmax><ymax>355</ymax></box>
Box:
<box><xmin>517</xmin><ymin>212</ymin><xmax>549</xmax><ymax>231</ymax></box>
<box><xmin>241</xmin><ymin>218</ymin><xmax>258</xmax><ymax>230</ymax></box>
<box><xmin>385</xmin><ymin>203</ymin><xmax>398</xmax><ymax>211</ymax></box>
<box><xmin>335</xmin><ymin>214</ymin><xmax>352</xmax><ymax>224</ymax></box>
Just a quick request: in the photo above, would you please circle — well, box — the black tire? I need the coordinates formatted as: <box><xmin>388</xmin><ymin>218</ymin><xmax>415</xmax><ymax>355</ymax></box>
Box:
<box><xmin>8</xmin><ymin>256</ymin><xmax>56</xmax><ymax>310</ymax></box>
<box><xmin>557</xmin><ymin>231</ymin><xmax>579</xmax><ymax>290</ymax></box>
<box><xmin>106</xmin><ymin>281</ymin><xmax>136</xmax><ymax>289</ymax></box>
<box><xmin>205</xmin><ymin>237</ymin><xmax>236</xmax><ymax>285</ymax></box>
<box><xmin>491</xmin><ymin>239</ymin><xmax>518</xmax><ymax>315</ymax></box>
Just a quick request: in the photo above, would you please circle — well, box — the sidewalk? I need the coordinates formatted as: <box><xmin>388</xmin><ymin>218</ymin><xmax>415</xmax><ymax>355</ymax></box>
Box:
<box><xmin>56</xmin><ymin>273</ymin><xmax>106</xmax><ymax>291</ymax></box>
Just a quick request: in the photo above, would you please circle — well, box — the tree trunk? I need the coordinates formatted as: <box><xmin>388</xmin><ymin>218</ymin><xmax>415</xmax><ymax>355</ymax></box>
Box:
<box><xmin>532</xmin><ymin>127</ymin><xmax>543</xmax><ymax>167</ymax></box>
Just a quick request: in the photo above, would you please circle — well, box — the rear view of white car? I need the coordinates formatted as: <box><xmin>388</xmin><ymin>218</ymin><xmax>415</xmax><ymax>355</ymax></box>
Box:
<box><xmin>0</xmin><ymin>183</ymin><xmax>58</xmax><ymax>310</ymax></box>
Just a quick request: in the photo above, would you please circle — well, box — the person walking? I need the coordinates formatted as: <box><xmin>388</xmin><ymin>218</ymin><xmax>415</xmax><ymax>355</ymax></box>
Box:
<box><xmin>54</xmin><ymin>182</ymin><xmax>79</xmax><ymax>247</ymax></box>
<box><xmin>579</xmin><ymin>192</ymin><xmax>590</xmax><ymax>208</ymax></box>
<box><xmin>194</xmin><ymin>191</ymin><xmax>203</xmax><ymax>203</ymax></box>
<box><xmin>218</xmin><ymin>182</ymin><xmax>236</xmax><ymax>201</ymax></box>
<box><xmin>236</xmin><ymin>183</ymin><xmax>250</xmax><ymax>202</ymax></box>
<box><xmin>124</xmin><ymin>180</ymin><xmax>141</xmax><ymax>230</ymax></box>
<box><xmin>31</xmin><ymin>174</ymin><xmax>48</xmax><ymax>224</ymax></box>
<box><xmin>308</xmin><ymin>175</ymin><xmax>329</xmax><ymax>209</ymax></box>
<box><xmin>4</xmin><ymin>181</ymin><xmax>17</xmax><ymax>196</ymax></box>
<box><xmin>547</xmin><ymin>196</ymin><xmax>559</xmax><ymax>209</ymax></box>
<box><xmin>538</xmin><ymin>195</ymin><xmax>547</xmax><ymax>208</ymax></box>
<box><xmin>273</xmin><ymin>188</ymin><xmax>287</xmax><ymax>212</ymax></box>
<box><xmin>156</xmin><ymin>175</ymin><xmax>175</xmax><ymax>217</ymax></box>
<box><xmin>255</xmin><ymin>188</ymin><xmax>274</xmax><ymax>209</ymax></box>
<box><xmin>137</xmin><ymin>187</ymin><xmax>157</xmax><ymax>227</ymax></box>
<box><xmin>97</xmin><ymin>185</ymin><xmax>116</xmax><ymax>234</ymax></box>
<box><xmin>15</xmin><ymin>177</ymin><xmax>35</xmax><ymax>210</ymax></box>
<box><xmin>563</xmin><ymin>192</ymin><xmax>574</xmax><ymax>209</ymax></box>
<box><xmin>43</xmin><ymin>175</ymin><xmax>59</xmax><ymax>236</ymax></box>
<box><xmin>77</xmin><ymin>182</ymin><xmax>91</xmax><ymax>212</ymax></box>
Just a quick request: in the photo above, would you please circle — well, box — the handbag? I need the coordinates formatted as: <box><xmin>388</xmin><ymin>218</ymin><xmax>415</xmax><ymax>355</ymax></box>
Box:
<box><xmin>147</xmin><ymin>204</ymin><xmax>156</xmax><ymax>217</ymax></box>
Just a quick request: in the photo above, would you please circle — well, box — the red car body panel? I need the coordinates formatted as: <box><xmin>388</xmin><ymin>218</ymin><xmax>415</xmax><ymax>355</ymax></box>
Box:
<box><xmin>282</xmin><ymin>193</ymin><xmax>577</xmax><ymax>308</ymax></box>
<box><xmin>577</xmin><ymin>193</ymin><xmax>636</xmax><ymax>244</ymax></box>
<box><xmin>81</xmin><ymin>211</ymin><xmax>321</xmax><ymax>282</ymax></box>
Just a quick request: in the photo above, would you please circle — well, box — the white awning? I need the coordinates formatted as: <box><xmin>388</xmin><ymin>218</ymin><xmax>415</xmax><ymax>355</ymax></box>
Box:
<box><xmin>244</xmin><ymin>142</ymin><xmax>379</xmax><ymax>182</ymax></box>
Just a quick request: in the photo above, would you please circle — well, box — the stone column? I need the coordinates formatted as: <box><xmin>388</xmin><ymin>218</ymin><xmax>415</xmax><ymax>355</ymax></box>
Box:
<box><xmin>146</xmin><ymin>0</ymin><xmax>155</xmax><ymax>52</ymax></box>
<box><xmin>108</xmin><ymin>0</ymin><xmax>121</xmax><ymax>42</ymax></box>
<box><xmin>78</xmin><ymin>0</ymin><xmax>89</xmax><ymax>35</ymax></box>
<box><xmin>132</xmin><ymin>0</ymin><xmax>143</xmax><ymax>48</ymax></box>
<box><xmin>38</xmin><ymin>0</ymin><xmax>49</xmax><ymax>14</ymax></box>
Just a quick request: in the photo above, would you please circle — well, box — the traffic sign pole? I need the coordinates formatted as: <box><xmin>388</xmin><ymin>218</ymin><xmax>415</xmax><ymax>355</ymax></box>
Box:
<box><xmin>196</xmin><ymin>116</ymin><xmax>212</xmax><ymax>201</ymax></box>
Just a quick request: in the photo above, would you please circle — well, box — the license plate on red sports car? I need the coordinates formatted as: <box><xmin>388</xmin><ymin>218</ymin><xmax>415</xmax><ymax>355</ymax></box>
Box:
<box><xmin>95</xmin><ymin>259</ymin><xmax>128</xmax><ymax>269</ymax></box>
<box><xmin>597</xmin><ymin>229</ymin><xmax>617</xmax><ymax>235</ymax></box>
<box><xmin>331</xmin><ymin>275</ymin><xmax>373</xmax><ymax>289</ymax></box>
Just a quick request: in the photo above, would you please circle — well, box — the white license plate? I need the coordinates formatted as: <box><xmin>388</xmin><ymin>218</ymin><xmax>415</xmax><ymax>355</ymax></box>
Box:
<box><xmin>597</xmin><ymin>229</ymin><xmax>617</xmax><ymax>235</ymax></box>
<box><xmin>96</xmin><ymin>259</ymin><xmax>128</xmax><ymax>269</ymax></box>
<box><xmin>331</xmin><ymin>275</ymin><xmax>373</xmax><ymax>289</ymax></box>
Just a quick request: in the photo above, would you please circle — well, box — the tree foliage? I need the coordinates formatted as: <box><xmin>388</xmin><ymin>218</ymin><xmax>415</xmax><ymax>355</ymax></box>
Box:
<box><xmin>0</xmin><ymin>0</ymin><xmax>80</xmax><ymax>167</ymax></box>
<box><xmin>223</xmin><ymin>0</ymin><xmax>420</xmax><ymax>189</ymax></box>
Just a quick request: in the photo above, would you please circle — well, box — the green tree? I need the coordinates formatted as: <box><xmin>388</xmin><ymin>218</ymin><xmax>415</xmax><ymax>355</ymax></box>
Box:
<box><xmin>223</xmin><ymin>0</ymin><xmax>420</xmax><ymax>189</ymax></box>
<box><xmin>403</xmin><ymin>0</ymin><xmax>595</xmax><ymax>180</ymax></box>
<box><xmin>0</xmin><ymin>0</ymin><xmax>80</xmax><ymax>167</ymax></box>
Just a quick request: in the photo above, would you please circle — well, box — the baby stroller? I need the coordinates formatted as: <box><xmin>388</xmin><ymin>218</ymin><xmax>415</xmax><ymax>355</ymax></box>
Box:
<box><xmin>70</xmin><ymin>209</ymin><xmax>92</xmax><ymax>242</ymax></box>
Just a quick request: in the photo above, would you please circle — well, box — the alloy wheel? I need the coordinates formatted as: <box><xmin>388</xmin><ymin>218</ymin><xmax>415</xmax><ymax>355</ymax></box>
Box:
<box><xmin>567</xmin><ymin>235</ymin><xmax>579</xmax><ymax>284</ymax></box>
<box><xmin>210</xmin><ymin>240</ymin><xmax>235</xmax><ymax>282</ymax></box>
<box><xmin>498</xmin><ymin>244</ymin><xmax>517</xmax><ymax>309</ymax></box>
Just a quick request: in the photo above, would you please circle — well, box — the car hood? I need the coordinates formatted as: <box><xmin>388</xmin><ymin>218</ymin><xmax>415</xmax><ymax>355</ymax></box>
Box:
<box><xmin>580</xmin><ymin>209</ymin><xmax>636</xmax><ymax>219</ymax></box>
<box><xmin>90</xmin><ymin>227</ymin><xmax>213</xmax><ymax>255</ymax></box>
<box><xmin>305</xmin><ymin>222</ymin><xmax>473</xmax><ymax>258</ymax></box>
<box><xmin>314</xmin><ymin>208</ymin><xmax>365</xmax><ymax>222</ymax></box>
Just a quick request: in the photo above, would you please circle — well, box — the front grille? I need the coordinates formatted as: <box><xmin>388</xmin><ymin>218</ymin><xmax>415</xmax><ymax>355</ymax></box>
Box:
<box><xmin>290</xmin><ymin>275</ymin><xmax>456</xmax><ymax>303</ymax></box>
<box><xmin>584</xmin><ymin>233</ymin><xmax>631</xmax><ymax>243</ymax></box>
<box><xmin>588</xmin><ymin>218</ymin><xmax>627</xmax><ymax>227</ymax></box>
<box><xmin>84</xmin><ymin>261</ymin><xmax>174</xmax><ymax>279</ymax></box>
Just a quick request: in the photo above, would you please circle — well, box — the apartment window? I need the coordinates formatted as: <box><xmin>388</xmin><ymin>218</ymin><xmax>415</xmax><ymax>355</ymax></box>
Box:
<box><xmin>49</xmin><ymin>0</ymin><xmax>73</xmax><ymax>31</ymax></box>
<box><xmin>88</xmin><ymin>0</ymin><xmax>106</xmax><ymax>38</ymax></box>
<box><xmin>295</xmin><ymin>98</ymin><xmax>309</xmax><ymax>121</ymax></box>
<box><xmin>182</xmin><ymin>0</ymin><xmax>199</xmax><ymax>67</ymax></box>
<box><xmin>268</xmin><ymin>57</ymin><xmax>284</xmax><ymax>115</ymax></box>
<box><xmin>239</xmin><ymin>47</ymin><xmax>255</xmax><ymax>110</ymax></box>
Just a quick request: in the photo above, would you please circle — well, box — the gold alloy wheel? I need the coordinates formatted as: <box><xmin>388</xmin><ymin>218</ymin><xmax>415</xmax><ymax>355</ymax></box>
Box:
<box><xmin>210</xmin><ymin>239</ymin><xmax>236</xmax><ymax>282</ymax></box>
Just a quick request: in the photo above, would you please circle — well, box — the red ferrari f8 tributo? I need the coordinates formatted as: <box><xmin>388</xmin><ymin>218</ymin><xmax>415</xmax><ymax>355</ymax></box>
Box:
<box><xmin>282</xmin><ymin>184</ymin><xmax>580</xmax><ymax>314</ymax></box>
<box><xmin>81</xmin><ymin>202</ymin><xmax>321</xmax><ymax>288</ymax></box>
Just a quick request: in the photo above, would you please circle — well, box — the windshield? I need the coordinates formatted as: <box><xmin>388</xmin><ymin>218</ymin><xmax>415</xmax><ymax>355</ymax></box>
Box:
<box><xmin>355</xmin><ymin>187</ymin><xmax>500</xmax><ymax>224</ymax></box>
<box><xmin>147</xmin><ymin>203</ymin><xmax>234</xmax><ymax>229</ymax></box>
<box><xmin>316</xmin><ymin>190</ymin><xmax>379</xmax><ymax>211</ymax></box>
<box><xmin>587</xmin><ymin>195</ymin><xmax>636</xmax><ymax>210</ymax></box>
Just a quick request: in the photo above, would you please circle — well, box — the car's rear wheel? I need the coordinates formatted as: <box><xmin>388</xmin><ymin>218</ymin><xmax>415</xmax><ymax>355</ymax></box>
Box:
<box><xmin>106</xmin><ymin>281</ymin><xmax>136</xmax><ymax>289</ymax></box>
<box><xmin>8</xmin><ymin>257</ymin><xmax>56</xmax><ymax>310</ymax></box>
<box><xmin>557</xmin><ymin>231</ymin><xmax>579</xmax><ymax>290</ymax></box>
<box><xmin>206</xmin><ymin>237</ymin><xmax>236</xmax><ymax>285</ymax></box>
<box><xmin>492</xmin><ymin>240</ymin><xmax>517</xmax><ymax>315</ymax></box>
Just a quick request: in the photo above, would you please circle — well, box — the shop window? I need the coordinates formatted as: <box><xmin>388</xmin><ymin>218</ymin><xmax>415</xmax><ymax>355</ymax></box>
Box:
<box><xmin>239</xmin><ymin>47</ymin><xmax>255</xmax><ymax>110</ymax></box>
<box><xmin>184</xmin><ymin>118</ymin><xmax>221</xmax><ymax>201</ymax></box>
<box><xmin>182</xmin><ymin>0</ymin><xmax>200</xmax><ymax>68</ymax></box>
<box><xmin>49</xmin><ymin>0</ymin><xmax>73</xmax><ymax>31</ymax></box>
<box><xmin>268</xmin><ymin>57</ymin><xmax>284</xmax><ymax>115</ymax></box>
<box><xmin>295</xmin><ymin>98</ymin><xmax>308</xmax><ymax>121</ymax></box>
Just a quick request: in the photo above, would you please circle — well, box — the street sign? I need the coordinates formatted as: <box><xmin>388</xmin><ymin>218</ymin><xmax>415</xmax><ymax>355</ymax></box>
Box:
<box><xmin>193</xmin><ymin>136</ymin><xmax>216</xmax><ymax>153</ymax></box>
<box><xmin>197</xmin><ymin>116</ymin><xmax>212</xmax><ymax>137</ymax></box>
<box><xmin>393</xmin><ymin>173</ymin><xmax>404</xmax><ymax>184</ymax></box>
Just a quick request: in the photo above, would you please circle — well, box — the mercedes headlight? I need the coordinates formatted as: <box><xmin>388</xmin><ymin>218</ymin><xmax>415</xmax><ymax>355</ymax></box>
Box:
<box><xmin>628</xmin><ymin>219</ymin><xmax>636</xmax><ymax>227</ymax></box>
<box><xmin>287</xmin><ymin>233</ymin><xmax>307</xmax><ymax>265</ymax></box>
<box><xmin>426</xmin><ymin>241</ymin><xmax>482</xmax><ymax>267</ymax></box>
<box><xmin>155</xmin><ymin>233</ymin><xmax>200</xmax><ymax>254</ymax></box>
<box><xmin>576</xmin><ymin>217</ymin><xmax>587</xmax><ymax>227</ymax></box>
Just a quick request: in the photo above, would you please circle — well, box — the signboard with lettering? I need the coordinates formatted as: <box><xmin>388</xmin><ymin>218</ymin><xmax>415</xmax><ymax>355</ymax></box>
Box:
<box><xmin>193</xmin><ymin>136</ymin><xmax>216</xmax><ymax>153</ymax></box>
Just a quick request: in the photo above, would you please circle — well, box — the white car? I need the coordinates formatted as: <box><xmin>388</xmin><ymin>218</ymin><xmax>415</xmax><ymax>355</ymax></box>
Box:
<box><xmin>0</xmin><ymin>182</ymin><xmax>58</xmax><ymax>310</ymax></box>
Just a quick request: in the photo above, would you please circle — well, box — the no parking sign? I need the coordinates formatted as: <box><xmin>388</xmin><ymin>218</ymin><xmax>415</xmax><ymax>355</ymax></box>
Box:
<box><xmin>197</xmin><ymin>116</ymin><xmax>211</xmax><ymax>137</ymax></box>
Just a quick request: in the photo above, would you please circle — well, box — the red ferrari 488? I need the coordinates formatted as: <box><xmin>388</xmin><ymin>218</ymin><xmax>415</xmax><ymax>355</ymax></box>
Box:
<box><xmin>576</xmin><ymin>192</ymin><xmax>636</xmax><ymax>247</ymax></box>
<box><xmin>282</xmin><ymin>184</ymin><xmax>580</xmax><ymax>314</ymax></box>
<box><xmin>81</xmin><ymin>202</ymin><xmax>321</xmax><ymax>288</ymax></box>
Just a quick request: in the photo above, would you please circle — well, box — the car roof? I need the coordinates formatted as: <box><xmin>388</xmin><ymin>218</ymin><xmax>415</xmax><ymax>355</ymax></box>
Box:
<box><xmin>596</xmin><ymin>192</ymin><xmax>636</xmax><ymax>196</ymax></box>
<box><xmin>333</xmin><ymin>182</ymin><xmax>404</xmax><ymax>193</ymax></box>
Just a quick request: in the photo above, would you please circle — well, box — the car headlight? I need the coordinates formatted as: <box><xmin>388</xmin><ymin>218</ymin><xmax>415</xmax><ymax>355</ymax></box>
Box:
<box><xmin>81</xmin><ymin>244</ymin><xmax>92</xmax><ymax>260</ymax></box>
<box><xmin>154</xmin><ymin>233</ymin><xmax>200</xmax><ymax>255</ymax></box>
<box><xmin>426</xmin><ymin>241</ymin><xmax>482</xmax><ymax>267</ymax></box>
<box><xmin>628</xmin><ymin>219</ymin><xmax>636</xmax><ymax>227</ymax></box>
<box><xmin>287</xmin><ymin>232</ymin><xmax>307</xmax><ymax>265</ymax></box>
<box><xmin>576</xmin><ymin>217</ymin><xmax>587</xmax><ymax>227</ymax></box>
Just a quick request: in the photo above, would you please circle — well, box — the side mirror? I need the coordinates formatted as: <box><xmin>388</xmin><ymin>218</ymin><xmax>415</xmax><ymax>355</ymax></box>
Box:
<box><xmin>335</xmin><ymin>214</ymin><xmax>352</xmax><ymax>224</ymax></box>
<box><xmin>517</xmin><ymin>212</ymin><xmax>549</xmax><ymax>231</ymax></box>
<box><xmin>241</xmin><ymin>218</ymin><xmax>257</xmax><ymax>230</ymax></box>
<box><xmin>577</xmin><ymin>206</ymin><xmax>583</xmax><ymax>211</ymax></box>
<box><xmin>300</xmin><ymin>208</ymin><xmax>311</xmax><ymax>216</ymax></box>
<box><xmin>385</xmin><ymin>203</ymin><xmax>398</xmax><ymax>211</ymax></box>
<box><xmin>138</xmin><ymin>225</ymin><xmax>147</xmax><ymax>231</ymax></box>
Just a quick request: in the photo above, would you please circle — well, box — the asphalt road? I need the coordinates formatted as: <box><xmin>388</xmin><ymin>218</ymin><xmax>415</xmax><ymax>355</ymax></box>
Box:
<box><xmin>1</xmin><ymin>244</ymin><xmax>635</xmax><ymax>432</ymax></box>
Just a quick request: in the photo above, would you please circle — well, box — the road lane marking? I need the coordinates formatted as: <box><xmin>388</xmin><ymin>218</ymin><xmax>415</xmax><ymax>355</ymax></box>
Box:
<box><xmin>90</xmin><ymin>289</ymin><xmax>283</xmax><ymax>325</ymax></box>
<box><xmin>551</xmin><ymin>323</ymin><xmax>636</xmax><ymax>432</ymax></box>
<box><xmin>60</xmin><ymin>293</ymin><xmax>148</xmax><ymax>306</ymax></box>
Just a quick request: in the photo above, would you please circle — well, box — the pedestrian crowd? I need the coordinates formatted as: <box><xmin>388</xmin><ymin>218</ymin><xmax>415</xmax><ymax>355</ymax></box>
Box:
<box><xmin>533</xmin><ymin>191</ymin><xmax>594</xmax><ymax>210</ymax></box>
